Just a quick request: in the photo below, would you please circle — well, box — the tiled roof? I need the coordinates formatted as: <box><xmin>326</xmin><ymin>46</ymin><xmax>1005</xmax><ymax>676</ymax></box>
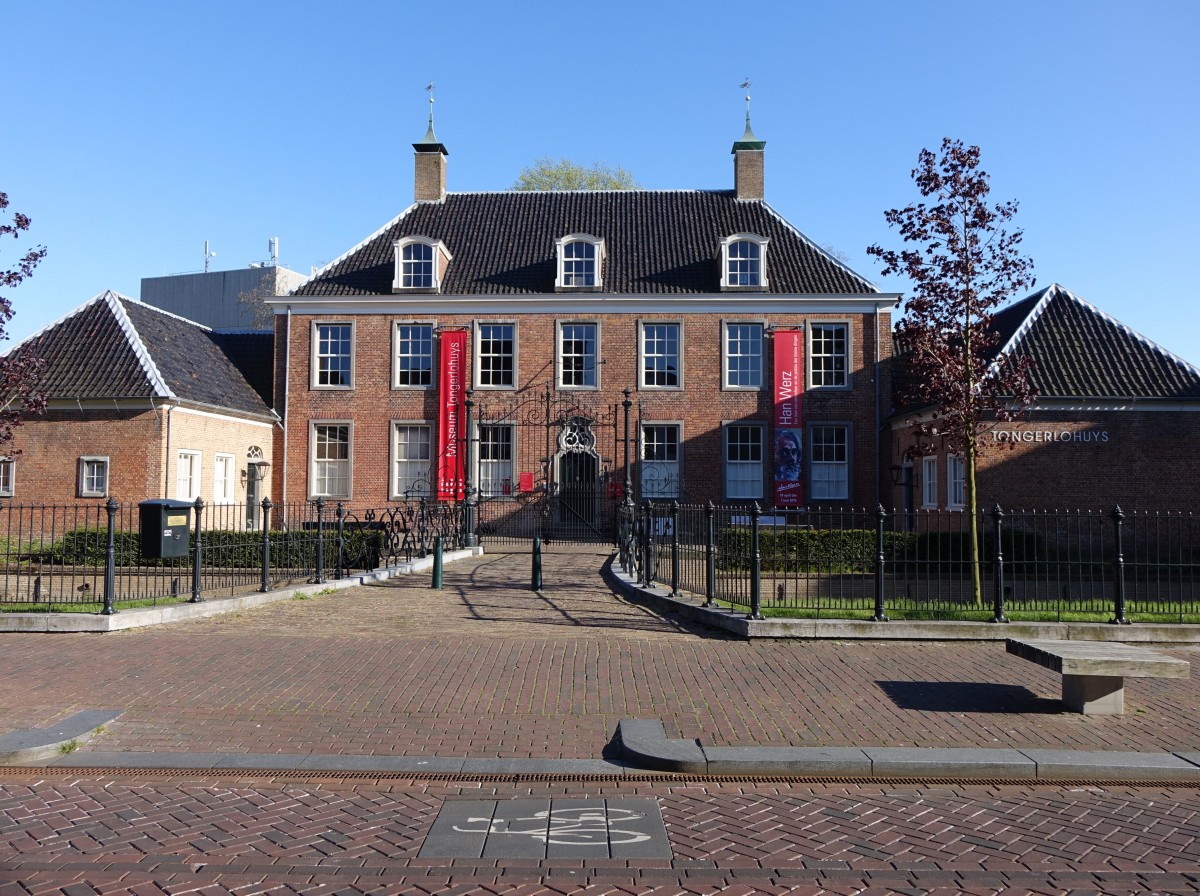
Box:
<box><xmin>295</xmin><ymin>190</ymin><xmax>878</xmax><ymax>297</ymax></box>
<box><xmin>6</xmin><ymin>291</ymin><xmax>276</xmax><ymax>418</ymax></box>
<box><xmin>995</xmin><ymin>283</ymin><xmax>1200</xmax><ymax>401</ymax></box>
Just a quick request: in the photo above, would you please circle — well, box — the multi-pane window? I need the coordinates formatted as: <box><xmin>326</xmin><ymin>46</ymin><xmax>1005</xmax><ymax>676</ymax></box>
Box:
<box><xmin>948</xmin><ymin>454</ymin><xmax>966</xmax><ymax>508</ymax></box>
<box><xmin>176</xmin><ymin>451</ymin><xmax>201</xmax><ymax>501</ymax></box>
<box><xmin>393</xmin><ymin>424</ymin><xmax>433</xmax><ymax>498</ymax></box>
<box><xmin>478</xmin><ymin>425</ymin><xmax>514</xmax><ymax>496</ymax></box>
<box><xmin>559</xmin><ymin>323</ymin><xmax>598</xmax><ymax>388</ymax></box>
<box><xmin>726</xmin><ymin>239</ymin><xmax>762</xmax><ymax>286</ymax></box>
<box><xmin>312</xmin><ymin>424</ymin><xmax>351</xmax><ymax>498</ymax></box>
<box><xmin>809</xmin><ymin>323</ymin><xmax>848</xmax><ymax>388</ymax></box>
<box><xmin>641</xmin><ymin>322</ymin><xmax>680</xmax><ymax>388</ymax></box>
<box><xmin>477</xmin><ymin>323</ymin><xmax>515</xmax><ymax>388</ymax></box>
<box><xmin>725</xmin><ymin>425</ymin><xmax>763</xmax><ymax>499</ymax></box>
<box><xmin>214</xmin><ymin>454</ymin><xmax>235</xmax><ymax>504</ymax></box>
<box><xmin>394</xmin><ymin>323</ymin><xmax>434</xmax><ymax>387</ymax></box>
<box><xmin>922</xmin><ymin>456</ymin><xmax>938</xmax><ymax>508</ymax></box>
<box><xmin>314</xmin><ymin>323</ymin><xmax>353</xmax><ymax>388</ymax></box>
<box><xmin>0</xmin><ymin>459</ymin><xmax>13</xmax><ymax>497</ymax></box>
<box><xmin>641</xmin><ymin>424</ymin><xmax>680</xmax><ymax>498</ymax></box>
<box><xmin>724</xmin><ymin>323</ymin><xmax>763</xmax><ymax>388</ymax></box>
<box><xmin>562</xmin><ymin>241</ymin><xmax>596</xmax><ymax>287</ymax></box>
<box><xmin>810</xmin><ymin>425</ymin><xmax>849</xmax><ymax>500</ymax></box>
<box><xmin>78</xmin><ymin>457</ymin><xmax>109</xmax><ymax>498</ymax></box>
<box><xmin>401</xmin><ymin>242</ymin><xmax>434</xmax><ymax>288</ymax></box>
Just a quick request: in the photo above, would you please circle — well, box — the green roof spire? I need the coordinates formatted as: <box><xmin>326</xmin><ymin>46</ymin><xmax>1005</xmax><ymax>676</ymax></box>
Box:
<box><xmin>732</xmin><ymin>78</ymin><xmax>766</xmax><ymax>152</ymax></box>
<box><xmin>414</xmin><ymin>80</ymin><xmax>448</xmax><ymax>155</ymax></box>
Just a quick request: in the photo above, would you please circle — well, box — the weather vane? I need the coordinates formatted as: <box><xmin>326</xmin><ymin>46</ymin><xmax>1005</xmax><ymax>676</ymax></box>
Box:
<box><xmin>425</xmin><ymin>80</ymin><xmax>436</xmax><ymax>128</ymax></box>
<box><xmin>740</xmin><ymin>78</ymin><xmax>751</xmax><ymax>120</ymax></box>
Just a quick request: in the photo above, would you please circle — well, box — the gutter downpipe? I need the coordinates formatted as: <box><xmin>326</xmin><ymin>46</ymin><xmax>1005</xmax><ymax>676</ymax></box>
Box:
<box><xmin>281</xmin><ymin>307</ymin><xmax>291</xmax><ymax>508</ymax></box>
<box><xmin>163</xmin><ymin>403</ymin><xmax>174</xmax><ymax>497</ymax></box>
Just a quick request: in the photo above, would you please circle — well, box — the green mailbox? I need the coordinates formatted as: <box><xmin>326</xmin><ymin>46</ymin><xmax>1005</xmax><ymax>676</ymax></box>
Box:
<box><xmin>139</xmin><ymin>499</ymin><xmax>192</xmax><ymax>559</ymax></box>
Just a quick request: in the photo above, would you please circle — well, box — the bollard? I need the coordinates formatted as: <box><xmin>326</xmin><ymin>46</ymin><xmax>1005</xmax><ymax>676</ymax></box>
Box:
<box><xmin>531</xmin><ymin>536</ymin><xmax>543</xmax><ymax>591</ymax></box>
<box><xmin>431</xmin><ymin>535</ymin><xmax>444</xmax><ymax>590</ymax></box>
<box><xmin>102</xmin><ymin>498</ymin><xmax>118</xmax><ymax>615</ymax></box>
<box><xmin>190</xmin><ymin>497</ymin><xmax>204</xmax><ymax>603</ymax></box>
<box><xmin>260</xmin><ymin>498</ymin><xmax>272</xmax><ymax>592</ymax></box>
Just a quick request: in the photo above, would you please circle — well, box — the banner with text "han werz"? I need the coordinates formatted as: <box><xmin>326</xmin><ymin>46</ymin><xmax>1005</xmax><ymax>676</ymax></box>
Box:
<box><xmin>773</xmin><ymin>329</ymin><xmax>804</xmax><ymax>507</ymax></box>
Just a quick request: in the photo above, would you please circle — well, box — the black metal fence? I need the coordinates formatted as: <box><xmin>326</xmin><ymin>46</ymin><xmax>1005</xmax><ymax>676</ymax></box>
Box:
<box><xmin>0</xmin><ymin>498</ymin><xmax>464</xmax><ymax>612</ymax></box>
<box><xmin>618</xmin><ymin>502</ymin><xmax>1200</xmax><ymax>623</ymax></box>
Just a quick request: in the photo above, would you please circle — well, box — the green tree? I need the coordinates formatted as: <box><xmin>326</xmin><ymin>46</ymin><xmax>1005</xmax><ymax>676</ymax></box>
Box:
<box><xmin>0</xmin><ymin>191</ymin><xmax>47</xmax><ymax>449</ymax></box>
<box><xmin>512</xmin><ymin>158</ymin><xmax>640</xmax><ymax>191</ymax></box>
<box><xmin>868</xmin><ymin>139</ymin><xmax>1036</xmax><ymax>606</ymax></box>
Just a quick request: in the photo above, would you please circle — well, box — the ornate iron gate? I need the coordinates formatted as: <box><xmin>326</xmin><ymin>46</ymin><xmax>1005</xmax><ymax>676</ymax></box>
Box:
<box><xmin>474</xmin><ymin>384</ymin><xmax>621</xmax><ymax>544</ymax></box>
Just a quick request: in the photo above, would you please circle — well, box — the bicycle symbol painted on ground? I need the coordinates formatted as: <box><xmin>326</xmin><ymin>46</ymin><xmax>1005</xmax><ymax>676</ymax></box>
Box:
<box><xmin>453</xmin><ymin>806</ymin><xmax>652</xmax><ymax>845</ymax></box>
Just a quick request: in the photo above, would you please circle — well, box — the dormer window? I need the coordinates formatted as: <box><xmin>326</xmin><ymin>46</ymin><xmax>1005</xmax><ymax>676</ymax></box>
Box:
<box><xmin>393</xmin><ymin>236</ymin><xmax>452</xmax><ymax>292</ymax></box>
<box><xmin>720</xmin><ymin>234</ymin><xmax>769</xmax><ymax>290</ymax></box>
<box><xmin>555</xmin><ymin>234</ymin><xmax>605</xmax><ymax>290</ymax></box>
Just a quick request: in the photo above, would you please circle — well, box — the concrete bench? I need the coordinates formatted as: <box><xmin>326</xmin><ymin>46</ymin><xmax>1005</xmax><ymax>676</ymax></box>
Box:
<box><xmin>1006</xmin><ymin>638</ymin><xmax>1190</xmax><ymax>715</ymax></box>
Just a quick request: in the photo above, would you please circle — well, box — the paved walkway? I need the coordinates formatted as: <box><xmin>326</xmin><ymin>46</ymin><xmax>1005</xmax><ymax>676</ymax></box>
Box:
<box><xmin>3</xmin><ymin>545</ymin><xmax>1199</xmax><ymax>760</ymax></box>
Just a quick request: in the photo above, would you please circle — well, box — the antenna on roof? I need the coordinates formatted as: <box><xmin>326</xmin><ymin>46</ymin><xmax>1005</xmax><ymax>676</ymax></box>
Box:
<box><xmin>204</xmin><ymin>240</ymin><xmax>217</xmax><ymax>273</ymax></box>
<box><xmin>269</xmin><ymin>237</ymin><xmax>279</xmax><ymax>267</ymax></box>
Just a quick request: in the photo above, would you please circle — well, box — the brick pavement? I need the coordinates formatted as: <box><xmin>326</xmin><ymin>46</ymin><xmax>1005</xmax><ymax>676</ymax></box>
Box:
<box><xmin>3</xmin><ymin>545</ymin><xmax>1200</xmax><ymax>760</ymax></box>
<box><xmin>1</xmin><ymin>774</ymin><xmax>1199</xmax><ymax>894</ymax></box>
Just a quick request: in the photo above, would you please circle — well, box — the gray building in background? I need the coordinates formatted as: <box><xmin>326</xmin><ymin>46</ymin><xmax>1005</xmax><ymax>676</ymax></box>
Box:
<box><xmin>141</xmin><ymin>265</ymin><xmax>308</xmax><ymax>331</ymax></box>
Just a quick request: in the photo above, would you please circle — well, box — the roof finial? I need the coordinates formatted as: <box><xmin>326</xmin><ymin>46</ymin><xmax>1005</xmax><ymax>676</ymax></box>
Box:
<box><xmin>732</xmin><ymin>79</ymin><xmax>764</xmax><ymax>151</ymax></box>
<box><xmin>422</xmin><ymin>80</ymin><xmax>438</xmax><ymax>143</ymax></box>
<box><xmin>740</xmin><ymin>78</ymin><xmax>751</xmax><ymax>126</ymax></box>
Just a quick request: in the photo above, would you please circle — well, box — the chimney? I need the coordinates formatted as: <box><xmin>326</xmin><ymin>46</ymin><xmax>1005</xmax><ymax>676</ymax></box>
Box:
<box><xmin>731</xmin><ymin>118</ymin><xmax>765</xmax><ymax>201</ymax></box>
<box><xmin>413</xmin><ymin>120</ymin><xmax>448</xmax><ymax>203</ymax></box>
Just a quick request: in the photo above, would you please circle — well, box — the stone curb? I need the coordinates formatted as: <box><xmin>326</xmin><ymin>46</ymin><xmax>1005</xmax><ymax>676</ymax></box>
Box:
<box><xmin>603</xmin><ymin>557</ymin><xmax>1200</xmax><ymax>644</ymax></box>
<box><xmin>0</xmin><ymin>547</ymin><xmax>484</xmax><ymax>633</ymax></box>
<box><xmin>616</xmin><ymin>719</ymin><xmax>1200</xmax><ymax>781</ymax></box>
<box><xmin>0</xmin><ymin>709</ymin><xmax>124</xmax><ymax>765</ymax></box>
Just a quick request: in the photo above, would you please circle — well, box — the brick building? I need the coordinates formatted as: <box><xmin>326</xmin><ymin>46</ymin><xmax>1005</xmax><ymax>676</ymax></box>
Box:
<box><xmin>271</xmin><ymin>117</ymin><xmax>899</xmax><ymax>537</ymax></box>
<box><xmin>886</xmin><ymin>283</ymin><xmax>1200</xmax><ymax>513</ymax></box>
<box><xmin>2</xmin><ymin>291</ymin><xmax>277</xmax><ymax>522</ymax></box>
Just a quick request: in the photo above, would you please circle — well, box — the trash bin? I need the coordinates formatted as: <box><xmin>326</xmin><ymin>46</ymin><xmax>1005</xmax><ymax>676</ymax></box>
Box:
<box><xmin>139</xmin><ymin>499</ymin><xmax>192</xmax><ymax>559</ymax></box>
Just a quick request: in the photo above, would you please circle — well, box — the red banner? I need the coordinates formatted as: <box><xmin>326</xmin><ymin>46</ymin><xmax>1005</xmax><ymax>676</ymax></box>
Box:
<box><xmin>437</xmin><ymin>331</ymin><xmax>466</xmax><ymax>500</ymax></box>
<box><xmin>773</xmin><ymin>329</ymin><xmax>804</xmax><ymax>507</ymax></box>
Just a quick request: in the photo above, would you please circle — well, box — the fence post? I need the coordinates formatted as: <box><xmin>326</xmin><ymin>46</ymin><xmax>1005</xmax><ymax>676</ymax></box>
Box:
<box><xmin>102</xmin><ymin>498</ymin><xmax>118</xmax><ymax>615</ymax></box>
<box><xmin>641</xmin><ymin>502</ymin><xmax>654</xmax><ymax>588</ymax></box>
<box><xmin>336</xmin><ymin>501</ymin><xmax>346</xmax><ymax>579</ymax></box>
<box><xmin>531</xmin><ymin>535</ymin><xmax>543</xmax><ymax>591</ymax></box>
<box><xmin>190</xmin><ymin>497</ymin><xmax>204</xmax><ymax>603</ymax></box>
<box><xmin>432</xmin><ymin>534</ymin><xmax>444</xmax><ymax>590</ymax></box>
<box><xmin>873</xmin><ymin>505</ymin><xmax>889</xmax><ymax>622</ymax></box>
<box><xmin>991</xmin><ymin>504</ymin><xmax>1008</xmax><ymax>623</ymax></box>
<box><xmin>748</xmin><ymin>502</ymin><xmax>763</xmax><ymax>620</ymax></box>
<box><xmin>670</xmin><ymin>501</ymin><xmax>681</xmax><ymax>598</ymax></box>
<box><xmin>1111</xmin><ymin>505</ymin><xmax>1130</xmax><ymax>625</ymax></box>
<box><xmin>314</xmin><ymin>497</ymin><xmax>326</xmax><ymax>585</ymax></box>
<box><xmin>260</xmin><ymin>498</ymin><xmax>272</xmax><ymax>592</ymax></box>
<box><xmin>704</xmin><ymin>500</ymin><xmax>716</xmax><ymax>607</ymax></box>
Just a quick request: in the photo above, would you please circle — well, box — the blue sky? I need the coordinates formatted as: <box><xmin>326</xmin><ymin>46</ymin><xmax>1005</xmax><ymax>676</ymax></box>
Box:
<box><xmin>5</xmin><ymin>1</ymin><xmax>1198</xmax><ymax>362</ymax></box>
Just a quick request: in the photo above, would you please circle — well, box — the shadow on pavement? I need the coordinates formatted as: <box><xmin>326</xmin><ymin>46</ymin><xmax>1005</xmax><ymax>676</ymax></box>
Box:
<box><xmin>877</xmin><ymin>680</ymin><xmax>1064</xmax><ymax>714</ymax></box>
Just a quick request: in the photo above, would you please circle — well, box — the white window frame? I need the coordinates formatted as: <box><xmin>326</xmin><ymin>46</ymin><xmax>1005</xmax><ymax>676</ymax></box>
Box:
<box><xmin>393</xmin><ymin>321</ymin><xmax>436</xmax><ymax>389</ymax></box>
<box><xmin>555</xmin><ymin>234</ymin><xmax>605</xmax><ymax>289</ymax></box>
<box><xmin>213</xmin><ymin>453</ymin><xmax>235</xmax><ymax>504</ymax></box>
<box><xmin>176</xmin><ymin>450</ymin><xmax>202</xmax><ymax>502</ymax></box>
<box><xmin>474</xmin><ymin>321</ymin><xmax>517</xmax><ymax>390</ymax></box>
<box><xmin>0</xmin><ymin>458</ymin><xmax>13</xmax><ymax>497</ymax></box>
<box><xmin>809</xmin><ymin>424</ymin><xmax>850</xmax><ymax>501</ymax></box>
<box><xmin>722</xmin><ymin>321</ymin><xmax>764</xmax><ymax>390</ymax></box>
<box><xmin>720</xmin><ymin>233</ymin><xmax>769</xmax><ymax>289</ymax></box>
<box><xmin>311</xmin><ymin>321</ymin><xmax>354</xmax><ymax>389</ymax></box>
<box><xmin>78</xmin><ymin>456</ymin><xmax>109</xmax><ymax>498</ymax></box>
<box><xmin>310</xmin><ymin>422</ymin><xmax>353</xmax><ymax>499</ymax></box>
<box><xmin>640</xmin><ymin>422</ymin><xmax>681</xmax><ymax>499</ymax></box>
<box><xmin>808</xmin><ymin>321</ymin><xmax>850</xmax><ymax>389</ymax></box>
<box><xmin>477</xmin><ymin>423</ymin><xmax>515</xmax><ymax>497</ymax></box>
<box><xmin>921</xmin><ymin>455</ymin><xmax>938</xmax><ymax>508</ymax></box>
<box><xmin>724</xmin><ymin>423</ymin><xmax>763</xmax><ymax>499</ymax></box>
<box><xmin>948</xmin><ymin>454</ymin><xmax>966</xmax><ymax>509</ymax></box>
<box><xmin>392</xmin><ymin>236</ymin><xmax>451</xmax><ymax>292</ymax></box>
<box><xmin>391</xmin><ymin>422</ymin><xmax>434</xmax><ymax>499</ymax></box>
<box><xmin>639</xmin><ymin>321</ymin><xmax>682</xmax><ymax>390</ymax></box>
<box><xmin>556</xmin><ymin>321</ymin><xmax>600</xmax><ymax>390</ymax></box>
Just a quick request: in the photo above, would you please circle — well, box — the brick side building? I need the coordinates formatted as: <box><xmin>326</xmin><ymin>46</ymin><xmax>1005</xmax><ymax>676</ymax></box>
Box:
<box><xmin>886</xmin><ymin>283</ymin><xmax>1200</xmax><ymax>513</ymax></box>
<box><xmin>270</xmin><ymin>117</ymin><xmax>898</xmax><ymax>537</ymax></box>
<box><xmin>2</xmin><ymin>291</ymin><xmax>277</xmax><ymax>522</ymax></box>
